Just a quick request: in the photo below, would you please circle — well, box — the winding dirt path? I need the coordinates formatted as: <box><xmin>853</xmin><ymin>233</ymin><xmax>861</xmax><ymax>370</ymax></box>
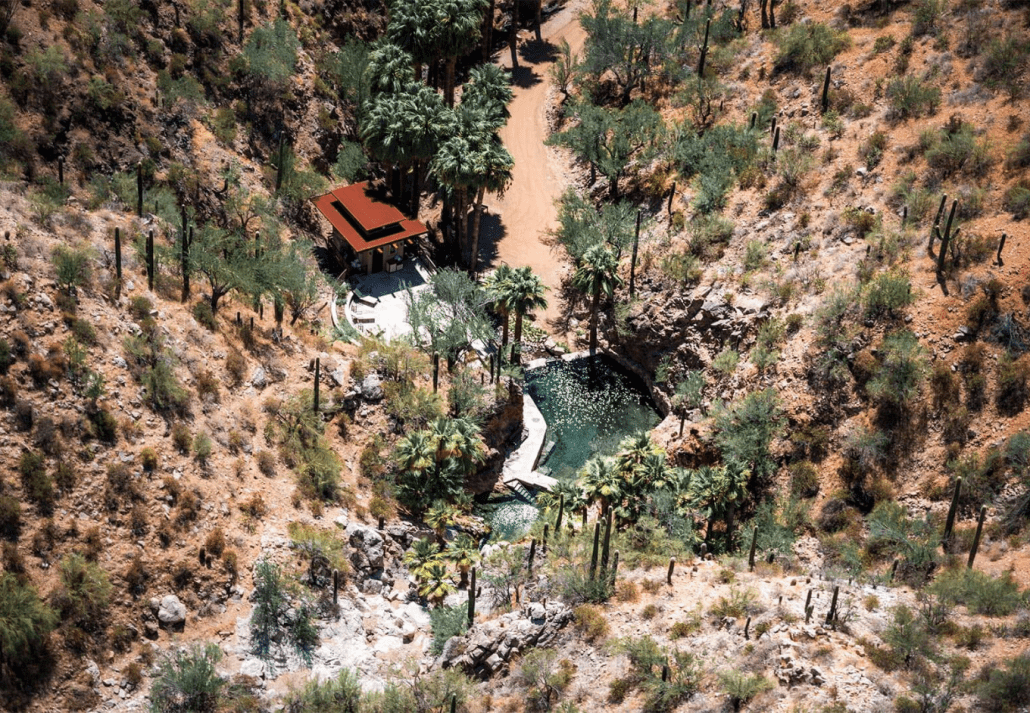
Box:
<box><xmin>477</xmin><ymin>2</ymin><xmax>588</xmax><ymax>334</ymax></box>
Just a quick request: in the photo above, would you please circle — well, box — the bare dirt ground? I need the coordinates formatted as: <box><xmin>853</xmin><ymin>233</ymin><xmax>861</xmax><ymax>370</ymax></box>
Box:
<box><xmin>478</xmin><ymin>1</ymin><xmax>589</xmax><ymax>336</ymax></box>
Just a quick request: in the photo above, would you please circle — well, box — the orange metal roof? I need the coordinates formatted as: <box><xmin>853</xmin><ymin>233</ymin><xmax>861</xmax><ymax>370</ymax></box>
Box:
<box><xmin>312</xmin><ymin>182</ymin><xmax>428</xmax><ymax>254</ymax></box>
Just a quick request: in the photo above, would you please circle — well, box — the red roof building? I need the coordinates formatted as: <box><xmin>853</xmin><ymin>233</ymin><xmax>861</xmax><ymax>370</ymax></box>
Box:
<box><xmin>312</xmin><ymin>182</ymin><xmax>428</xmax><ymax>274</ymax></box>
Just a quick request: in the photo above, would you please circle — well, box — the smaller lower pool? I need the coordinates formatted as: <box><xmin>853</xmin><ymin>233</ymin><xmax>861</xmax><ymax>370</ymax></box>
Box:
<box><xmin>478</xmin><ymin>354</ymin><xmax>661</xmax><ymax>541</ymax></box>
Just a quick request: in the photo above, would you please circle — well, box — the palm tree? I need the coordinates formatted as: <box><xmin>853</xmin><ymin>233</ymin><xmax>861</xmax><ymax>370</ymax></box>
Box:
<box><xmin>403</xmin><ymin>537</ymin><xmax>442</xmax><ymax>582</ymax></box>
<box><xmin>468</xmin><ymin>131</ymin><xmax>514</xmax><ymax>274</ymax></box>
<box><xmin>418</xmin><ymin>563</ymin><xmax>456</xmax><ymax>607</ymax></box>
<box><xmin>425</xmin><ymin>499</ymin><xmax>458</xmax><ymax>547</ymax></box>
<box><xmin>484</xmin><ymin>264</ymin><xmax>515</xmax><ymax>347</ymax></box>
<box><xmin>462</xmin><ymin>64</ymin><xmax>513</xmax><ymax>129</ymax></box>
<box><xmin>394</xmin><ymin>431</ymin><xmax>435</xmax><ymax>475</ymax></box>
<box><xmin>577</xmin><ymin>455</ymin><xmax>622</xmax><ymax>517</ymax></box>
<box><xmin>436</xmin><ymin>0</ymin><xmax>489</xmax><ymax>107</ymax></box>
<box><xmin>365</xmin><ymin>40</ymin><xmax>415</xmax><ymax>95</ymax></box>
<box><xmin>687</xmin><ymin>463</ymin><xmax>750</xmax><ymax>544</ymax></box>
<box><xmin>446</xmin><ymin>533</ymin><xmax>480</xmax><ymax>588</ymax></box>
<box><xmin>504</xmin><ymin>266</ymin><xmax>548</xmax><ymax>359</ymax></box>
<box><xmin>572</xmin><ymin>243</ymin><xmax>624</xmax><ymax>352</ymax></box>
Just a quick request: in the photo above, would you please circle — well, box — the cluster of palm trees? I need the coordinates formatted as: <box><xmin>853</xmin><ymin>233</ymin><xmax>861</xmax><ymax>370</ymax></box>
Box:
<box><xmin>394</xmin><ymin>417</ymin><xmax>486</xmax><ymax>517</ymax></box>
<box><xmin>403</xmin><ymin>532</ymin><xmax>481</xmax><ymax>607</ymax></box>
<box><xmin>563</xmin><ymin>432</ymin><xmax>752</xmax><ymax>546</ymax></box>
<box><xmin>359</xmin><ymin>0</ymin><xmax>515</xmax><ymax>272</ymax></box>
<box><xmin>483</xmin><ymin>264</ymin><xmax>548</xmax><ymax>356</ymax></box>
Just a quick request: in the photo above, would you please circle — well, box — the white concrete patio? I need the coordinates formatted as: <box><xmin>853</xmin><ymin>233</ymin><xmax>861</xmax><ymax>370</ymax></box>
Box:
<box><xmin>344</xmin><ymin>258</ymin><xmax>433</xmax><ymax>341</ymax></box>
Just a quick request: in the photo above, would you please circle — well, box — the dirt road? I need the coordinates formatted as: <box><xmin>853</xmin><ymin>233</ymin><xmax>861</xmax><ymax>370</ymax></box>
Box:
<box><xmin>477</xmin><ymin>3</ymin><xmax>588</xmax><ymax>334</ymax></box>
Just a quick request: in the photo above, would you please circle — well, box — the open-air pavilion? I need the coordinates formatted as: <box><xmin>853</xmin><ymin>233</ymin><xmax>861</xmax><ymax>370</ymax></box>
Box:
<box><xmin>312</xmin><ymin>181</ymin><xmax>429</xmax><ymax>276</ymax></box>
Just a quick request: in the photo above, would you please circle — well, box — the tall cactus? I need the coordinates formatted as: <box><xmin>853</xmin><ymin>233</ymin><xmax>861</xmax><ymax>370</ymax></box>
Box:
<box><xmin>748</xmin><ymin>526</ymin><xmax>758</xmax><ymax>572</ymax></box>
<box><xmin>601</xmin><ymin>513</ymin><xmax>612</xmax><ymax>574</ymax></box>
<box><xmin>137</xmin><ymin>162</ymin><xmax>144</xmax><ymax>218</ymax></box>
<box><xmin>821</xmin><ymin>66</ymin><xmax>832</xmax><ymax>113</ymax></box>
<box><xmin>589</xmin><ymin>520</ymin><xmax>601</xmax><ymax>581</ymax></box>
<box><xmin>468</xmin><ymin>566</ymin><xmax>476</xmax><ymax>626</ymax></box>
<box><xmin>825</xmin><ymin>585</ymin><xmax>839</xmax><ymax>626</ymax></box>
<box><xmin>929</xmin><ymin>193</ymin><xmax>948</xmax><ymax>254</ymax></box>
<box><xmin>942</xmin><ymin>477</ymin><xmax>961</xmax><ymax>553</ymax></box>
<box><xmin>555</xmin><ymin>493</ymin><xmax>565</xmax><ymax>532</ymax></box>
<box><xmin>667</xmin><ymin>556</ymin><xmax>676</xmax><ymax>585</ymax></box>
<box><xmin>146</xmin><ymin>230</ymin><xmax>155</xmax><ymax>292</ymax></box>
<box><xmin>114</xmin><ymin>227</ymin><xmax>122</xmax><ymax>297</ymax></box>
<box><xmin>936</xmin><ymin>200</ymin><xmax>958</xmax><ymax>274</ymax></box>
<box><xmin>967</xmin><ymin>506</ymin><xmax>987</xmax><ymax>569</ymax></box>
<box><xmin>528</xmin><ymin>538</ymin><xmax>537</xmax><ymax>573</ymax></box>
<box><xmin>997</xmin><ymin>233</ymin><xmax>1007</xmax><ymax>265</ymax></box>
<box><xmin>697</xmin><ymin>19</ymin><xmax>711</xmax><ymax>80</ymax></box>
<box><xmin>313</xmin><ymin>357</ymin><xmax>321</xmax><ymax>413</ymax></box>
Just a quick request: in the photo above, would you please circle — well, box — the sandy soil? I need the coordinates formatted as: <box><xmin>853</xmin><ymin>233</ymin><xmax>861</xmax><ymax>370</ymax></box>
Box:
<box><xmin>477</xmin><ymin>2</ymin><xmax>589</xmax><ymax>335</ymax></box>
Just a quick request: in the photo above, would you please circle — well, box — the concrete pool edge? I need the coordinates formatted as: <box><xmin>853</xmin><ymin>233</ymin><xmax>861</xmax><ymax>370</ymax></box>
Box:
<box><xmin>500</xmin><ymin>348</ymin><xmax>665</xmax><ymax>493</ymax></box>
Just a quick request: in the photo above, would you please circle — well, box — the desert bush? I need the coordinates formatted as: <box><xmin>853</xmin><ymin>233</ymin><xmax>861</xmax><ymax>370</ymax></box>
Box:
<box><xmin>818</xmin><ymin>498</ymin><xmax>855</xmax><ymax>533</ymax></box>
<box><xmin>192</xmin><ymin>301</ymin><xmax>217</xmax><ymax>331</ymax></box>
<box><xmin>240</xmin><ymin>493</ymin><xmax>267</xmax><ymax>520</ymax></box>
<box><xmin>176</xmin><ymin>490</ymin><xmax>202</xmax><ymax>527</ymax></box>
<box><xmin>882</xmin><ymin>605</ymin><xmax>934</xmax><ymax>668</ymax></box>
<box><xmin>128</xmin><ymin>295</ymin><xmax>153</xmax><ymax>322</ymax></box>
<box><xmin>204</xmin><ymin>528</ymin><xmax>226</xmax><ymax>558</ymax></box>
<box><xmin>171</xmin><ymin>423</ymin><xmax>192</xmax><ymax>454</ymax></box>
<box><xmin>225</xmin><ymin>349</ymin><xmax>247</xmax><ymax>386</ymax></box>
<box><xmin>911</xmin><ymin>0</ymin><xmax>946</xmax><ymax>36</ymax></box>
<box><xmin>661</xmin><ymin>250</ymin><xmax>702</xmax><ymax>285</ymax></box>
<box><xmin>18</xmin><ymin>450</ymin><xmax>54</xmax><ymax>513</ymax></box>
<box><xmin>88</xmin><ymin>408</ymin><xmax>118</xmax><ymax>443</ymax></box>
<box><xmin>998</xmin><ymin>354</ymin><xmax>1030</xmax><ymax>415</ymax></box>
<box><xmin>53</xmin><ymin>552</ymin><xmax>111</xmax><ymax>630</ymax></box>
<box><xmin>150</xmin><ymin>644</ymin><xmax>226</xmax><ymax>713</ymax></box>
<box><xmin>141</xmin><ymin>447</ymin><xmax>159</xmax><ymax>472</ymax></box>
<box><xmin>0</xmin><ymin>495</ymin><xmax>21</xmax><ymax>540</ymax></box>
<box><xmin>860</xmin><ymin>131</ymin><xmax>888</xmax><ymax>170</ymax></box>
<box><xmin>430</xmin><ymin>603</ymin><xmax>468</xmax><ymax>656</ymax></box>
<box><xmin>931</xmin><ymin>568</ymin><xmax>1027</xmax><ymax>616</ymax></box>
<box><xmin>862</xmin><ymin>271</ymin><xmax>913</xmax><ymax>320</ymax></box>
<box><xmin>887</xmin><ymin>76</ymin><xmax>941</xmax><ymax>122</ymax></box>
<box><xmin>718</xmin><ymin>670</ymin><xmax>773</xmax><ymax>709</ymax></box>
<box><xmin>925</xmin><ymin>121</ymin><xmax>991</xmax><ymax>178</ymax></box>
<box><xmin>52</xmin><ymin>243</ymin><xmax>93</xmax><ymax>294</ymax></box>
<box><xmin>0</xmin><ymin>571</ymin><xmax>57</xmax><ymax>673</ymax></box>
<box><xmin>573</xmin><ymin>604</ymin><xmax>609</xmax><ymax>642</ymax></box>
<box><xmin>789</xmin><ymin>460</ymin><xmax>819</xmax><ymax>498</ymax></box>
<box><xmin>710</xmin><ymin>587</ymin><xmax>760</xmax><ymax>619</ymax></box>
<box><xmin>867</xmin><ymin>331</ymin><xmax>927</xmax><ymax>413</ymax></box>
<box><xmin>976</xmin><ymin>652</ymin><xmax>1030</xmax><ymax>712</ymax></box>
<box><xmin>33</xmin><ymin>416</ymin><xmax>62</xmax><ymax>457</ymax></box>
<box><xmin>193</xmin><ymin>432</ymin><xmax>213</xmax><ymax>465</ymax></box>
<box><xmin>104</xmin><ymin>462</ymin><xmax>140</xmax><ymax>511</ymax></box>
<box><xmin>0</xmin><ymin>376</ymin><xmax>18</xmax><ymax>408</ymax></box>
<box><xmin>774</xmin><ymin>23</ymin><xmax>851</xmax><ymax>74</ymax></box>
<box><xmin>13</xmin><ymin>399</ymin><xmax>33</xmax><ymax>430</ymax></box>
<box><xmin>981</xmin><ymin>34</ymin><xmax>1030</xmax><ymax>99</ymax></box>
<box><xmin>1004</xmin><ymin>183</ymin><xmax>1030</xmax><ymax>219</ymax></box>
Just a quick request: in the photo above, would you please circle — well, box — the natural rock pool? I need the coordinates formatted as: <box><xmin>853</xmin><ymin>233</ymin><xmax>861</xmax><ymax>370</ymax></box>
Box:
<box><xmin>481</xmin><ymin>354</ymin><xmax>662</xmax><ymax>541</ymax></box>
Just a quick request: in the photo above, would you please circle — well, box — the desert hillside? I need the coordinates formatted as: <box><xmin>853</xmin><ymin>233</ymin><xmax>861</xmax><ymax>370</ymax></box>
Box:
<box><xmin>0</xmin><ymin>0</ymin><xmax>1029</xmax><ymax>712</ymax></box>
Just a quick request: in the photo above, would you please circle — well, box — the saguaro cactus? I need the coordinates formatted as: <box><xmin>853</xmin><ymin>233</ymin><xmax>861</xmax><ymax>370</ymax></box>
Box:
<box><xmin>821</xmin><ymin>66</ymin><xmax>832</xmax><ymax>113</ymax></box>
<box><xmin>697</xmin><ymin>19</ymin><xmax>712</xmax><ymax>79</ymax></box>
<box><xmin>238</xmin><ymin>0</ymin><xmax>245</xmax><ymax>42</ymax></box>
<box><xmin>468</xmin><ymin>567</ymin><xmax>476</xmax><ymax>626</ymax></box>
<box><xmin>748</xmin><ymin>527</ymin><xmax>758</xmax><ymax>571</ymax></box>
<box><xmin>610</xmin><ymin>550</ymin><xmax>620</xmax><ymax>585</ymax></box>
<box><xmin>772</xmin><ymin>126</ymin><xmax>781</xmax><ymax>154</ymax></box>
<box><xmin>313</xmin><ymin>357</ymin><xmax>321</xmax><ymax>413</ymax></box>
<box><xmin>182</xmin><ymin>222</ymin><xmax>192</xmax><ymax>303</ymax></box>
<box><xmin>146</xmin><ymin>230</ymin><xmax>155</xmax><ymax>291</ymax></box>
<box><xmin>629</xmin><ymin>210</ymin><xmax>641</xmax><ymax>298</ymax></box>
<box><xmin>967</xmin><ymin>505</ymin><xmax>987</xmax><ymax>569</ymax></box>
<box><xmin>589</xmin><ymin>520</ymin><xmax>601</xmax><ymax>581</ymax></box>
<box><xmin>929</xmin><ymin>193</ymin><xmax>948</xmax><ymax>254</ymax></box>
<box><xmin>825</xmin><ymin>585</ymin><xmax>839</xmax><ymax>626</ymax></box>
<box><xmin>137</xmin><ymin>162</ymin><xmax>144</xmax><ymax>218</ymax></box>
<box><xmin>528</xmin><ymin>538</ymin><xmax>537</xmax><ymax>573</ymax></box>
<box><xmin>433</xmin><ymin>352</ymin><xmax>440</xmax><ymax>393</ymax></box>
<box><xmin>114</xmin><ymin>227</ymin><xmax>122</xmax><ymax>295</ymax></box>
<box><xmin>997</xmin><ymin>233</ymin><xmax>1007</xmax><ymax>265</ymax></box>
<box><xmin>333</xmin><ymin>569</ymin><xmax>339</xmax><ymax>605</ymax></box>
<box><xmin>942</xmin><ymin>477</ymin><xmax>961</xmax><ymax>553</ymax></box>
<box><xmin>555</xmin><ymin>493</ymin><xmax>565</xmax><ymax>532</ymax></box>
<box><xmin>542</xmin><ymin>524</ymin><xmax>549</xmax><ymax>553</ymax></box>
<box><xmin>667</xmin><ymin>557</ymin><xmax>676</xmax><ymax>585</ymax></box>
<box><xmin>601</xmin><ymin>513</ymin><xmax>612</xmax><ymax>573</ymax></box>
<box><xmin>936</xmin><ymin>200</ymin><xmax>958</xmax><ymax>274</ymax></box>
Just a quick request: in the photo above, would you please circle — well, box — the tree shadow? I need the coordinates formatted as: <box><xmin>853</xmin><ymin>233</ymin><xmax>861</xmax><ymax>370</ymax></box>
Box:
<box><xmin>509</xmin><ymin>38</ymin><xmax>559</xmax><ymax>88</ymax></box>
<box><xmin>510</xmin><ymin>64</ymin><xmax>543</xmax><ymax>89</ymax></box>
<box><xmin>472</xmin><ymin>212</ymin><xmax>507</xmax><ymax>272</ymax></box>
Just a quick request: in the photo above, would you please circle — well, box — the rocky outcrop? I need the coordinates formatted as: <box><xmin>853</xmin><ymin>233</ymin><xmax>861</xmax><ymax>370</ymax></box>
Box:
<box><xmin>154</xmin><ymin>595</ymin><xmax>187</xmax><ymax>631</ymax></box>
<box><xmin>438</xmin><ymin>601</ymin><xmax>573</xmax><ymax>678</ymax></box>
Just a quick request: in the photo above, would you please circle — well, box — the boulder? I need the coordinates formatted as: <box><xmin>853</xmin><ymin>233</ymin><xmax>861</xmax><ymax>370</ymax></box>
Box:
<box><xmin>348</xmin><ymin>524</ymin><xmax>385</xmax><ymax>572</ymax></box>
<box><xmin>360</xmin><ymin>374</ymin><xmax>384</xmax><ymax>401</ymax></box>
<box><xmin>250</xmin><ymin>367</ymin><xmax>267</xmax><ymax>389</ymax></box>
<box><xmin>157</xmin><ymin>594</ymin><xmax>187</xmax><ymax>629</ymax></box>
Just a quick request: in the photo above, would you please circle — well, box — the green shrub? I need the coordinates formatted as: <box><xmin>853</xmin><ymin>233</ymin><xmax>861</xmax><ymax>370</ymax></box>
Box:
<box><xmin>283</xmin><ymin>668</ymin><xmax>361</xmax><ymax>713</ymax></box>
<box><xmin>862</xmin><ymin>271</ymin><xmax>914</xmax><ymax>320</ymax></box>
<box><xmin>18</xmin><ymin>450</ymin><xmax>54</xmax><ymax>513</ymax></box>
<box><xmin>430</xmin><ymin>603</ymin><xmax>468</xmax><ymax>655</ymax></box>
<box><xmin>52</xmin><ymin>244</ymin><xmax>93</xmax><ymax>293</ymax></box>
<box><xmin>867</xmin><ymin>331</ymin><xmax>927</xmax><ymax>410</ymax></box>
<box><xmin>774</xmin><ymin>23</ymin><xmax>851</xmax><ymax>73</ymax></box>
<box><xmin>925</xmin><ymin>122</ymin><xmax>990</xmax><ymax>178</ymax></box>
<box><xmin>0</xmin><ymin>495</ymin><xmax>21</xmax><ymax>539</ymax></box>
<box><xmin>573</xmin><ymin>604</ymin><xmax>609</xmax><ymax>642</ymax></box>
<box><xmin>981</xmin><ymin>35</ymin><xmax>1030</xmax><ymax>99</ymax></box>
<box><xmin>789</xmin><ymin>460</ymin><xmax>819</xmax><ymax>498</ymax></box>
<box><xmin>712</xmin><ymin>348</ymin><xmax>739</xmax><ymax>375</ymax></box>
<box><xmin>660</xmin><ymin>250</ymin><xmax>702</xmax><ymax>285</ymax></box>
<box><xmin>860</xmin><ymin>131</ymin><xmax>888</xmax><ymax>170</ymax></box>
<box><xmin>932</xmin><ymin>569</ymin><xmax>1027</xmax><ymax>616</ymax></box>
<box><xmin>52</xmin><ymin>552</ymin><xmax>111</xmax><ymax>629</ymax></box>
<box><xmin>193</xmin><ymin>432</ymin><xmax>213</xmax><ymax>465</ymax></box>
<box><xmin>998</xmin><ymin>354</ymin><xmax>1030</xmax><ymax>416</ymax></box>
<box><xmin>250</xmin><ymin>559</ymin><xmax>318</xmax><ymax>664</ymax></box>
<box><xmin>977</xmin><ymin>653</ymin><xmax>1030</xmax><ymax>712</ymax></box>
<box><xmin>0</xmin><ymin>572</ymin><xmax>57</xmax><ymax>666</ymax></box>
<box><xmin>1004</xmin><ymin>183</ymin><xmax>1030</xmax><ymax>220</ymax></box>
<box><xmin>886</xmin><ymin>76</ymin><xmax>941</xmax><ymax>121</ymax></box>
<box><xmin>882</xmin><ymin>605</ymin><xmax>933</xmax><ymax>668</ymax></box>
<box><xmin>710</xmin><ymin>587</ymin><xmax>760</xmax><ymax>619</ymax></box>
<box><xmin>149</xmin><ymin>644</ymin><xmax>226</xmax><ymax>713</ymax></box>
<box><xmin>911</xmin><ymin>0</ymin><xmax>946</xmax><ymax>36</ymax></box>
<box><xmin>714</xmin><ymin>389</ymin><xmax>783</xmax><ymax>480</ymax></box>
<box><xmin>128</xmin><ymin>295</ymin><xmax>154</xmax><ymax>322</ymax></box>
<box><xmin>192</xmin><ymin>301</ymin><xmax>217</xmax><ymax>330</ymax></box>
<box><xmin>718</xmin><ymin>670</ymin><xmax>773</xmax><ymax>709</ymax></box>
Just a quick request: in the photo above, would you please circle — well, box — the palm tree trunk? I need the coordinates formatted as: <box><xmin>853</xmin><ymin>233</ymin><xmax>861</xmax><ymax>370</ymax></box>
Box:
<box><xmin>410</xmin><ymin>161</ymin><xmax>421</xmax><ymax>217</ymax></box>
<box><xmin>535</xmin><ymin>0</ymin><xmax>542</xmax><ymax>41</ymax></box>
<box><xmin>589</xmin><ymin>286</ymin><xmax>600</xmax><ymax>351</ymax></box>
<box><xmin>469</xmin><ymin>185</ymin><xmax>486</xmax><ymax>275</ymax></box>
<box><xmin>513</xmin><ymin>311</ymin><xmax>524</xmax><ymax>358</ymax></box>
<box><xmin>457</xmin><ymin>187</ymin><xmax>468</xmax><ymax>263</ymax></box>
<box><xmin>483</xmin><ymin>0</ymin><xmax>496</xmax><ymax>62</ymax></box>
<box><xmin>445</xmin><ymin>56</ymin><xmax>457</xmax><ymax>108</ymax></box>
<box><xmin>509</xmin><ymin>0</ymin><xmax>519</xmax><ymax>69</ymax></box>
<box><xmin>609</xmin><ymin>171</ymin><xmax>619</xmax><ymax>200</ymax></box>
<box><xmin>501</xmin><ymin>309</ymin><xmax>510</xmax><ymax>346</ymax></box>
